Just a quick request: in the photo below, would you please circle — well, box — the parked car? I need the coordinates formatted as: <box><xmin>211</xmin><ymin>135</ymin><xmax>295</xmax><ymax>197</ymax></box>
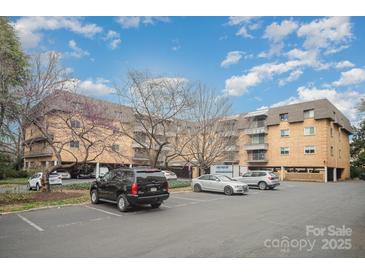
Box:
<box><xmin>192</xmin><ymin>174</ymin><xmax>249</xmax><ymax>195</ymax></box>
<box><xmin>91</xmin><ymin>166</ymin><xmax>109</xmax><ymax>178</ymax></box>
<box><xmin>233</xmin><ymin>170</ymin><xmax>280</xmax><ymax>190</ymax></box>
<box><xmin>359</xmin><ymin>173</ymin><xmax>365</xmax><ymax>180</ymax></box>
<box><xmin>56</xmin><ymin>169</ymin><xmax>71</xmax><ymax>179</ymax></box>
<box><xmin>161</xmin><ymin>170</ymin><xmax>177</xmax><ymax>180</ymax></box>
<box><xmin>27</xmin><ymin>172</ymin><xmax>62</xmax><ymax>191</ymax></box>
<box><xmin>90</xmin><ymin>167</ymin><xmax>169</xmax><ymax>212</ymax></box>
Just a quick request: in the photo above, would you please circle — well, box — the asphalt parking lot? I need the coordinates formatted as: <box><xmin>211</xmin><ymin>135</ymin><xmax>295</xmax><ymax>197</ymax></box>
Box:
<box><xmin>1</xmin><ymin>181</ymin><xmax>365</xmax><ymax>257</ymax></box>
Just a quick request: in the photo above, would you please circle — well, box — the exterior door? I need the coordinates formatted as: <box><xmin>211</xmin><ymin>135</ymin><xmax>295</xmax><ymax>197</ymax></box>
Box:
<box><xmin>97</xmin><ymin>171</ymin><xmax>113</xmax><ymax>199</ymax></box>
<box><xmin>209</xmin><ymin>175</ymin><xmax>224</xmax><ymax>192</ymax></box>
<box><xmin>197</xmin><ymin>175</ymin><xmax>210</xmax><ymax>190</ymax></box>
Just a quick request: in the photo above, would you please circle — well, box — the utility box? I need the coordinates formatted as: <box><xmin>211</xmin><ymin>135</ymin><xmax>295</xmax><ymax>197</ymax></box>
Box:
<box><xmin>210</xmin><ymin>165</ymin><xmax>248</xmax><ymax>178</ymax></box>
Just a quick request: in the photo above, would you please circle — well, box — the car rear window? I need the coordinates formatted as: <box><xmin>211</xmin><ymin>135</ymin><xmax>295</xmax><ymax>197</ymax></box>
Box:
<box><xmin>136</xmin><ymin>170</ymin><xmax>166</xmax><ymax>183</ymax></box>
<box><xmin>269</xmin><ymin>172</ymin><xmax>278</xmax><ymax>177</ymax></box>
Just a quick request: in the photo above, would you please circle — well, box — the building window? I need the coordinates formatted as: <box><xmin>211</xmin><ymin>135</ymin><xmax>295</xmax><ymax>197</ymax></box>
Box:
<box><xmin>304</xmin><ymin>109</ymin><xmax>314</xmax><ymax>119</ymax></box>
<box><xmin>339</xmin><ymin>149</ymin><xmax>342</xmax><ymax>159</ymax></box>
<box><xmin>280</xmin><ymin>129</ymin><xmax>290</xmax><ymax>137</ymax></box>
<box><xmin>330</xmin><ymin>127</ymin><xmax>333</xmax><ymax>137</ymax></box>
<box><xmin>304</xmin><ymin>146</ymin><xmax>316</xmax><ymax>154</ymax></box>
<box><xmin>304</xmin><ymin>126</ymin><xmax>315</xmax><ymax>136</ymax></box>
<box><xmin>113</xmin><ymin>128</ymin><xmax>120</xmax><ymax>134</ymax></box>
<box><xmin>250</xmin><ymin>150</ymin><xmax>266</xmax><ymax>161</ymax></box>
<box><xmin>251</xmin><ymin>134</ymin><xmax>265</xmax><ymax>144</ymax></box>
<box><xmin>71</xmin><ymin>120</ymin><xmax>81</xmax><ymax>128</ymax></box>
<box><xmin>280</xmin><ymin>147</ymin><xmax>290</xmax><ymax>155</ymax></box>
<box><xmin>331</xmin><ymin>146</ymin><xmax>334</xmax><ymax>156</ymax></box>
<box><xmin>112</xmin><ymin>144</ymin><xmax>120</xmax><ymax>152</ymax></box>
<box><xmin>70</xmin><ymin>140</ymin><xmax>79</xmax><ymax>148</ymax></box>
<box><xmin>279</xmin><ymin>113</ymin><xmax>288</xmax><ymax>121</ymax></box>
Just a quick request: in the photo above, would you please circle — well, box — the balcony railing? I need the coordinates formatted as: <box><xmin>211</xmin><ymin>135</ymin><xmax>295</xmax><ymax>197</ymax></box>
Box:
<box><xmin>244</xmin><ymin>126</ymin><xmax>267</xmax><ymax>135</ymax></box>
<box><xmin>244</xmin><ymin>143</ymin><xmax>268</xmax><ymax>150</ymax></box>
<box><xmin>247</xmin><ymin>158</ymin><xmax>268</xmax><ymax>163</ymax></box>
<box><xmin>224</xmin><ymin>145</ymin><xmax>239</xmax><ymax>152</ymax></box>
<box><xmin>24</xmin><ymin>148</ymin><xmax>53</xmax><ymax>158</ymax></box>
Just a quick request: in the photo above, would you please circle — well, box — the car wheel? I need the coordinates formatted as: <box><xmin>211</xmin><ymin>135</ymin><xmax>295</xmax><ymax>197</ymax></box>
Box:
<box><xmin>258</xmin><ymin>181</ymin><xmax>267</xmax><ymax>190</ymax></box>
<box><xmin>35</xmin><ymin>183</ymin><xmax>40</xmax><ymax>191</ymax></box>
<box><xmin>224</xmin><ymin>186</ymin><xmax>233</xmax><ymax>196</ymax></box>
<box><xmin>116</xmin><ymin>194</ymin><xmax>129</xmax><ymax>212</ymax></box>
<box><xmin>151</xmin><ymin>202</ymin><xmax>162</xmax><ymax>209</ymax></box>
<box><xmin>193</xmin><ymin>184</ymin><xmax>202</xmax><ymax>192</ymax></box>
<box><xmin>90</xmin><ymin>189</ymin><xmax>99</xmax><ymax>204</ymax></box>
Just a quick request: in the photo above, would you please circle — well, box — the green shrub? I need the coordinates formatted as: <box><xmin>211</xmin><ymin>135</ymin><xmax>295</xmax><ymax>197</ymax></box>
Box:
<box><xmin>350</xmin><ymin>166</ymin><xmax>365</xmax><ymax>178</ymax></box>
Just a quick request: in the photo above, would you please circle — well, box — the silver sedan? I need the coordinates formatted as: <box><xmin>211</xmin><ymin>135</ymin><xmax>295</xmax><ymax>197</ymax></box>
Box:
<box><xmin>192</xmin><ymin>174</ymin><xmax>249</xmax><ymax>195</ymax></box>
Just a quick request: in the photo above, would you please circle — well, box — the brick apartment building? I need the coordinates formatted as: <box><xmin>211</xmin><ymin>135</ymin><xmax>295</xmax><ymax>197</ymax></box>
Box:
<box><xmin>23</xmin><ymin>95</ymin><xmax>352</xmax><ymax>182</ymax></box>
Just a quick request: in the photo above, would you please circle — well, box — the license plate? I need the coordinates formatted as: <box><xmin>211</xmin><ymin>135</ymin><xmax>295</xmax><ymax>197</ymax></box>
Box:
<box><xmin>150</xmin><ymin>187</ymin><xmax>157</xmax><ymax>192</ymax></box>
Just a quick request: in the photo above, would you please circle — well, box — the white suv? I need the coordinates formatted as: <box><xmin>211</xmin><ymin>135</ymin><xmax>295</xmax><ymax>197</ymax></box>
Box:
<box><xmin>27</xmin><ymin>172</ymin><xmax>63</xmax><ymax>191</ymax></box>
<box><xmin>233</xmin><ymin>170</ymin><xmax>280</xmax><ymax>190</ymax></box>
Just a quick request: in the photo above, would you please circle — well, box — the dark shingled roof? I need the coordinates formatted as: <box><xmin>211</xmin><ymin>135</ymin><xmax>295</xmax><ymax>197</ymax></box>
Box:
<box><xmin>266</xmin><ymin>99</ymin><xmax>352</xmax><ymax>133</ymax></box>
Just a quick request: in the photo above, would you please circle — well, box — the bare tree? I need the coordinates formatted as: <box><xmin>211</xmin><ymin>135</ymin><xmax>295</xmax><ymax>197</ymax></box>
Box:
<box><xmin>178</xmin><ymin>84</ymin><xmax>234</xmax><ymax>175</ymax></box>
<box><xmin>116</xmin><ymin>70</ymin><xmax>193</xmax><ymax>168</ymax></box>
<box><xmin>20</xmin><ymin>52</ymin><xmax>125</xmax><ymax>191</ymax></box>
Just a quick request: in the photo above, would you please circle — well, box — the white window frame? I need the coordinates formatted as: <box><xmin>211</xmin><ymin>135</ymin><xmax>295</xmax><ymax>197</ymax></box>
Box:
<box><xmin>280</xmin><ymin>147</ymin><xmax>290</xmax><ymax>155</ymax></box>
<box><xmin>304</xmin><ymin>126</ymin><xmax>316</xmax><ymax>136</ymax></box>
<box><xmin>304</xmin><ymin>145</ymin><xmax>316</xmax><ymax>154</ymax></box>
<box><xmin>304</xmin><ymin>109</ymin><xmax>314</xmax><ymax>119</ymax></box>
<box><xmin>280</xmin><ymin>129</ymin><xmax>290</xmax><ymax>137</ymax></box>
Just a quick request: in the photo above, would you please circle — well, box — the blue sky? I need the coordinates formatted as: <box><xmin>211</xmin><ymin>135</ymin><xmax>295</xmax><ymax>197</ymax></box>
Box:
<box><xmin>11</xmin><ymin>16</ymin><xmax>365</xmax><ymax>123</ymax></box>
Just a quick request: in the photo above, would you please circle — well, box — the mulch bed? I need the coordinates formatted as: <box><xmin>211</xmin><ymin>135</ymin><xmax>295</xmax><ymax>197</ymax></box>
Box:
<box><xmin>0</xmin><ymin>191</ymin><xmax>84</xmax><ymax>206</ymax></box>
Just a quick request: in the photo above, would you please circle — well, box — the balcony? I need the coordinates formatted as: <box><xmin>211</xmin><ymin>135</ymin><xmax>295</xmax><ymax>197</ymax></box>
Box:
<box><xmin>224</xmin><ymin>145</ymin><xmax>239</xmax><ymax>152</ymax></box>
<box><xmin>24</xmin><ymin>148</ymin><xmax>53</xmax><ymax>158</ymax></box>
<box><xmin>244</xmin><ymin>127</ymin><xmax>267</xmax><ymax>135</ymax></box>
<box><xmin>244</xmin><ymin>143</ymin><xmax>268</xmax><ymax>151</ymax></box>
<box><xmin>247</xmin><ymin>158</ymin><xmax>268</xmax><ymax>163</ymax></box>
<box><xmin>132</xmin><ymin>141</ymin><xmax>145</xmax><ymax>148</ymax></box>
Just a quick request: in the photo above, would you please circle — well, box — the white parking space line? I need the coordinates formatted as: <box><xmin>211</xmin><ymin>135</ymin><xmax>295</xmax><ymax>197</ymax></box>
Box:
<box><xmin>17</xmin><ymin>214</ymin><xmax>44</xmax><ymax>232</ymax></box>
<box><xmin>83</xmin><ymin>205</ymin><xmax>123</xmax><ymax>217</ymax></box>
<box><xmin>171</xmin><ymin>196</ymin><xmax>205</xmax><ymax>202</ymax></box>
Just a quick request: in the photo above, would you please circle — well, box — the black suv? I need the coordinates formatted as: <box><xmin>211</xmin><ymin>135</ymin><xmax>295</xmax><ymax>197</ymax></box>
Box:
<box><xmin>90</xmin><ymin>167</ymin><xmax>169</xmax><ymax>212</ymax></box>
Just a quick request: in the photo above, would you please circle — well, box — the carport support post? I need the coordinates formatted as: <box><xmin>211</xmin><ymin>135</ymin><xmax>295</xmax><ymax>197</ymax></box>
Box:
<box><xmin>333</xmin><ymin>167</ymin><xmax>337</xmax><ymax>182</ymax></box>
<box><xmin>96</xmin><ymin>162</ymin><xmax>100</xmax><ymax>178</ymax></box>
<box><xmin>280</xmin><ymin>166</ymin><xmax>284</xmax><ymax>181</ymax></box>
<box><xmin>324</xmin><ymin>166</ymin><xmax>328</xmax><ymax>183</ymax></box>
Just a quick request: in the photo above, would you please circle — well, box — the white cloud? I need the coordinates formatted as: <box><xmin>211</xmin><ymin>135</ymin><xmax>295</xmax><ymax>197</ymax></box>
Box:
<box><xmin>227</xmin><ymin>17</ymin><xmax>256</xmax><ymax>26</ymax></box>
<box><xmin>224</xmin><ymin>51</ymin><xmax>321</xmax><ymax>96</ymax></box>
<box><xmin>221</xmin><ymin>51</ymin><xmax>244</xmax><ymax>68</ymax></box>
<box><xmin>335</xmin><ymin>60</ymin><xmax>355</xmax><ymax>70</ymax></box>
<box><xmin>270</xmin><ymin>86</ymin><xmax>364</xmax><ymax>122</ymax></box>
<box><xmin>258</xmin><ymin>42</ymin><xmax>284</xmax><ymax>58</ymax></box>
<box><xmin>14</xmin><ymin>17</ymin><xmax>102</xmax><ymax>48</ymax></box>
<box><xmin>297</xmin><ymin>17</ymin><xmax>352</xmax><ymax>51</ymax></box>
<box><xmin>236</xmin><ymin>26</ymin><xmax>253</xmax><ymax>38</ymax></box>
<box><xmin>227</xmin><ymin>17</ymin><xmax>260</xmax><ymax>39</ymax></box>
<box><xmin>104</xmin><ymin>30</ymin><xmax>121</xmax><ymax>49</ymax></box>
<box><xmin>278</xmin><ymin>70</ymin><xmax>303</xmax><ymax>86</ymax></box>
<box><xmin>264</xmin><ymin>20</ymin><xmax>298</xmax><ymax>42</ymax></box>
<box><xmin>171</xmin><ymin>39</ymin><xmax>181</xmax><ymax>51</ymax></box>
<box><xmin>67</xmin><ymin>40</ymin><xmax>89</xmax><ymax>58</ymax></box>
<box><xmin>116</xmin><ymin>16</ymin><xmax>170</xmax><ymax>29</ymax></box>
<box><xmin>332</xmin><ymin>68</ymin><xmax>365</xmax><ymax>86</ymax></box>
<box><xmin>77</xmin><ymin>78</ymin><xmax>113</xmax><ymax>97</ymax></box>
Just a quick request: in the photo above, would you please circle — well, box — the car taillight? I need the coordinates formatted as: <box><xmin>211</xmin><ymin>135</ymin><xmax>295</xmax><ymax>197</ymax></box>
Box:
<box><xmin>164</xmin><ymin>181</ymin><xmax>169</xmax><ymax>192</ymax></box>
<box><xmin>131</xmin><ymin>182</ymin><xmax>138</xmax><ymax>195</ymax></box>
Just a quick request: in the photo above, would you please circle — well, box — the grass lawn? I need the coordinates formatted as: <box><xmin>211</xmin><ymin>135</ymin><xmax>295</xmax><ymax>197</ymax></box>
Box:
<box><xmin>168</xmin><ymin>179</ymin><xmax>191</xmax><ymax>189</ymax></box>
<box><xmin>0</xmin><ymin>177</ymin><xmax>27</xmax><ymax>185</ymax></box>
<box><xmin>0</xmin><ymin>190</ymin><xmax>89</xmax><ymax>213</ymax></box>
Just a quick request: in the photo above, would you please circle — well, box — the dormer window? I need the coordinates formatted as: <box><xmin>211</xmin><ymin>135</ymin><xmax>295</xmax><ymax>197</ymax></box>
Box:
<box><xmin>304</xmin><ymin>109</ymin><xmax>314</xmax><ymax>119</ymax></box>
<box><xmin>279</xmin><ymin>113</ymin><xmax>288</xmax><ymax>121</ymax></box>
